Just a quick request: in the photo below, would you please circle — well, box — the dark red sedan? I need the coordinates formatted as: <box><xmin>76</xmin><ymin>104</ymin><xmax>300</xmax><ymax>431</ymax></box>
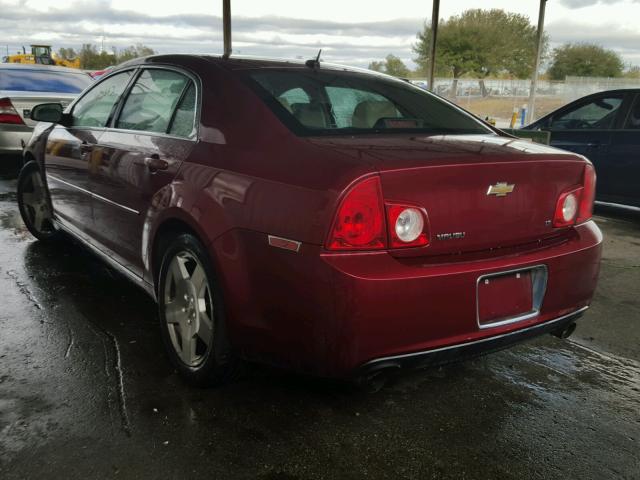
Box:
<box><xmin>18</xmin><ymin>55</ymin><xmax>602</xmax><ymax>386</ymax></box>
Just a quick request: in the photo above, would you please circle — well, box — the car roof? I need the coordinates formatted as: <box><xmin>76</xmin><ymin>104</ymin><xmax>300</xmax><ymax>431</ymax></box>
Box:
<box><xmin>0</xmin><ymin>63</ymin><xmax>88</xmax><ymax>74</ymax></box>
<box><xmin>116</xmin><ymin>53</ymin><xmax>398</xmax><ymax>80</ymax></box>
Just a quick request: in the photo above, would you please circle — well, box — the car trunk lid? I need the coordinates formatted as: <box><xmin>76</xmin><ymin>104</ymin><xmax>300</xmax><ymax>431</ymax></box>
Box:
<box><xmin>310</xmin><ymin>134</ymin><xmax>587</xmax><ymax>256</ymax></box>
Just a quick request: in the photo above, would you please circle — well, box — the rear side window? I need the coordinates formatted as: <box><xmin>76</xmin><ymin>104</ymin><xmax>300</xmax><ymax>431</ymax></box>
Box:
<box><xmin>624</xmin><ymin>96</ymin><xmax>640</xmax><ymax>129</ymax></box>
<box><xmin>0</xmin><ymin>69</ymin><xmax>91</xmax><ymax>93</ymax></box>
<box><xmin>116</xmin><ymin>69</ymin><xmax>191</xmax><ymax>135</ymax></box>
<box><xmin>72</xmin><ymin>71</ymin><xmax>133</xmax><ymax>128</ymax></box>
<box><xmin>168</xmin><ymin>83</ymin><xmax>197</xmax><ymax>138</ymax></box>
<box><xmin>246</xmin><ymin>69</ymin><xmax>490</xmax><ymax>136</ymax></box>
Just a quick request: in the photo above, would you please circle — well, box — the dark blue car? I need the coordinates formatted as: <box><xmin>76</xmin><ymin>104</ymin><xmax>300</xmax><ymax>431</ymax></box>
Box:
<box><xmin>525</xmin><ymin>89</ymin><xmax>640</xmax><ymax>210</ymax></box>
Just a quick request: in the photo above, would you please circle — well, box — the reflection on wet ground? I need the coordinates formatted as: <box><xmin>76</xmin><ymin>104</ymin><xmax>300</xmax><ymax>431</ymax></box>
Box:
<box><xmin>0</xmin><ymin>177</ymin><xmax>638</xmax><ymax>479</ymax></box>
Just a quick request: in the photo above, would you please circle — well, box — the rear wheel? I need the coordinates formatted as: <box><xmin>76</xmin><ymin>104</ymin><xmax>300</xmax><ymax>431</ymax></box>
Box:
<box><xmin>157</xmin><ymin>233</ymin><xmax>240</xmax><ymax>386</ymax></box>
<box><xmin>17</xmin><ymin>161</ymin><xmax>59</xmax><ymax>241</ymax></box>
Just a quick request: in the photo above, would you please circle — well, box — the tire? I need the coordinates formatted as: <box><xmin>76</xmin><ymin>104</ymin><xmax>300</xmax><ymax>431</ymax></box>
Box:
<box><xmin>157</xmin><ymin>233</ymin><xmax>240</xmax><ymax>386</ymax></box>
<box><xmin>17</xmin><ymin>161</ymin><xmax>60</xmax><ymax>242</ymax></box>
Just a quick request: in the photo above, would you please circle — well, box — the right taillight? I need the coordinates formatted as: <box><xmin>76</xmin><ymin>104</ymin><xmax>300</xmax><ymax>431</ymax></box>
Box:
<box><xmin>0</xmin><ymin>97</ymin><xmax>25</xmax><ymax>125</ymax></box>
<box><xmin>577</xmin><ymin>163</ymin><xmax>596</xmax><ymax>224</ymax></box>
<box><xmin>327</xmin><ymin>176</ymin><xmax>386</xmax><ymax>251</ymax></box>
<box><xmin>553</xmin><ymin>163</ymin><xmax>596</xmax><ymax>228</ymax></box>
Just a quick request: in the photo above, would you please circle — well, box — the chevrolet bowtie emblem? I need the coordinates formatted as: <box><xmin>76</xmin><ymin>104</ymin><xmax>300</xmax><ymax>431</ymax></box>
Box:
<box><xmin>486</xmin><ymin>182</ymin><xmax>515</xmax><ymax>197</ymax></box>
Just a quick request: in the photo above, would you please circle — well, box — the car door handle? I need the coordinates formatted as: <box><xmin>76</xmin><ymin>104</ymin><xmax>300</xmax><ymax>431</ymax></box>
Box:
<box><xmin>135</xmin><ymin>155</ymin><xmax>168</xmax><ymax>172</ymax></box>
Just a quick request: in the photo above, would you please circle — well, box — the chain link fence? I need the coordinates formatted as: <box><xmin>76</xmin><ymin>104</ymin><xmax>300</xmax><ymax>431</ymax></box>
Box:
<box><xmin>411</xmin><ymin>76</ymin><xmax>640</xmax><ymax>126</ymax></box>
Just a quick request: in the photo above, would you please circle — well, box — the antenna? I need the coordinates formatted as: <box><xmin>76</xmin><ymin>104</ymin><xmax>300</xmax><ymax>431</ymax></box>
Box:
<box><xmin>305</xmin><ymin>49</ymin><xmax>322</xmax><ymax>69</ymax></box>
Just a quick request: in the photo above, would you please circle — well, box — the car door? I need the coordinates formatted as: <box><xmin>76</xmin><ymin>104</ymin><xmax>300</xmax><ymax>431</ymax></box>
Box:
<box><xmin>545</xmin><ymin>92</ymin><xmax>629</xmax><ymax>200</ymax></box>
<box><xmin>602</xmin><ymin>93</ymin><xmax>640</xmax><ymax>207</ymax></box>
<box><xmin>87</xmin><ymin>67</ymin><xmax>198</xmax><ymax>274</ymax></box>
<box><xmin>45</xmin><ymin>70</ymin><xmax>135</xmax><ymax>232</ymax></box>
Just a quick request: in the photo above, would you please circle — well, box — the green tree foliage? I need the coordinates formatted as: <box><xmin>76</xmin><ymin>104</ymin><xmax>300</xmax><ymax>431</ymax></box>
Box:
<box><xmin>623</xmin><ymin>65</ymin><xmax>640</xmax><ymax>79</ymax></box>
<box><xmin>413</xmin><ymin>9</ymin><xmax>546</xmax><ymax>79</ymax></box>
<box><xmin>548</xmin><ymin>43</ymin><xmax>624</xmax><ymax>80</ymax></box>
<box><xmin>56</xmin><ymin>47</ymin><xmax>77</xmax><ymax>61</ymax></box>
<box><xmin>117</xmin><ymin>44</ymin><xmax>156</xmax><ymax>63</ymax></box>
<box><xmin>76</xmin><ymin>43</ymin><xmax>156</xmax><ymax>69</ymax></box>
<box><xmin>368</xmin><ymin>54</ymin><xmax>411</xmax><ymax>77</ymax></box>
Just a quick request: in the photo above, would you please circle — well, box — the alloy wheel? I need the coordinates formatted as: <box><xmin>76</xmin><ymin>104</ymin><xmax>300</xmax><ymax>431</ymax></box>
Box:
<box><xmin>21</xmin><ymin>170</ymin><xmax>53</xmax><ymax>234</ymax></box>
<box><xmin>163</xmin><ymin>251</ymin><xmax>215</xmax><ymax>367</ymax></box>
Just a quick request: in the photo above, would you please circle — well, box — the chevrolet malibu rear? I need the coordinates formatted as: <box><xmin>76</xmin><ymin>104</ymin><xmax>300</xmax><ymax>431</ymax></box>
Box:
<box><xmin>20</xmin><ymin>55</ymin><xmax>602</xmax><ymax>386</ymax></box>
<box><xmin>226</xmin><ymin>62</ymin><xmax>602</xmax><ymax>379</ymax></box>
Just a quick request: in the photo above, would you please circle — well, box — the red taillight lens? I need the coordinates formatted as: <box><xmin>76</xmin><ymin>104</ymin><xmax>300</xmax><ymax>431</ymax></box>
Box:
<box><xmin>552</xmin><ymin>163</ymin><xmax>596</xmax><ymax>228</ymax></box>
<box><xmin>0</xmin><ymin>98</ymin><xmax>25</xmax><ymax>125</ymax></box>
<box><xmin>553</xmin><ymin>188</ymin><xmax>582</xmax><ymax>227</ymax></box>
<box><xmin>577</xmin><ymin>164</ymin><xmax>596</xmax><ymax>224</ymax></box>
<box><xmin>386</xmin><ymin>204</ymin><xmax>429</xmax><ymax>248</ymax></box>
<box><xmin>327</xmin><ymin>176</ymin><xmax>386</xmax><ymax>250</ymax></box>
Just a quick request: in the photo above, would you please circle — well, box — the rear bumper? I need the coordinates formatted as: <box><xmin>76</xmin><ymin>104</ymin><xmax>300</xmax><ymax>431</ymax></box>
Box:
<box><xmin>0</xmin><ymin>125</ymin><xmax>32</xmax><ymax>155</ymax></box>
<box><xmin>218</xmin><ymin>221</ymin><xmax>602</xmax><ymax>378</ymax></box>
<box><xmin>356</xmin><ymin>306</ymin><xmax>587</xmax><ymax>377</ymax></box>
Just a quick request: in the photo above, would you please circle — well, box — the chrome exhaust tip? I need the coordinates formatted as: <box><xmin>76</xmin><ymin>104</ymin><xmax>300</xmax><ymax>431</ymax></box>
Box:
<box><xmin>551</xmin><ymin>322</ymin><xmax>577</xmax><ymax>339</ymax></box>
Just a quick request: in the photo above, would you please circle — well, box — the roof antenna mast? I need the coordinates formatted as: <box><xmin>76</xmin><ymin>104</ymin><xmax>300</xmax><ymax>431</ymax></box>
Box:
<box><xmin>305</xmin><ymin>49</ymin><xmax>322</xmax><ymax>69</ymax></box>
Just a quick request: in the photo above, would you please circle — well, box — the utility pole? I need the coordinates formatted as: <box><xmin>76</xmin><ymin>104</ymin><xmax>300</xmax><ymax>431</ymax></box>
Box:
<box><xmin>223</xmin><ymin>0</ymin><xmax>232</xmax><ymax>59</ymax></box>
<box><xmin>428</xmin><ymin>0</ymin><xmax>440</xmax><ymax>92</ymax></box>
<box><xmin>527</xmin><ymin>0</ymin><xmax>547</xmax><ymax>124</ymax></box>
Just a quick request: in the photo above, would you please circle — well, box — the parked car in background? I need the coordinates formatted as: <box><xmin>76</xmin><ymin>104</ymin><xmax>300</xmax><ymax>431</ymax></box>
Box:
<box><xmin>18</xmin><ymin>55</ymin><xmax>601</xmax><ymax>386</ymax></box>
<box><xmin>0</xmin><ymin>63</ymin><xmax>92</xmax><ymax>159</ymax></box>
<box><xmin>89</xmin><ymin>65</ymin><xmax>115</xmax><ymax>80</ymax></box>
<box><xmin>524</xmin><ymin>89</ymin><xmax>640</xmax><ymax>210</ymax></box>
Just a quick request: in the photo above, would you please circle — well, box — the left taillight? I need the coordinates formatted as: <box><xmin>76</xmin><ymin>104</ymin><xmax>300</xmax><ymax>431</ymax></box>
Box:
<box><xmin>0</xmin><ymin>98</ymin><xmax>25</xmax><ymax>125</ymax></box>
<box><xmin>386</xmin><ymin>204</ymin><xmax>429</xmax><ymax>248</ymax></box>
<box><xmin>327</xmin><ymin>176</ymin><xmax>386</xmax><ymax>251</ymax></box>
<box><xmin>552</xmin><ymin>163</ymin><xmax>596</xmax><ymax>228</ymax></box>
<box><xmin>326</xmin><ymin>176</ymin><xmax>430</xmax><ymax>251</ymax></box>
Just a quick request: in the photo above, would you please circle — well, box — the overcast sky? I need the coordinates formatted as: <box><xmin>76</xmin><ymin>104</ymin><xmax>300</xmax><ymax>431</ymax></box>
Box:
<box><xmin>3</xmin><ymin>0</ymin><xmax>640</xmax><ymax>70</ymax></box>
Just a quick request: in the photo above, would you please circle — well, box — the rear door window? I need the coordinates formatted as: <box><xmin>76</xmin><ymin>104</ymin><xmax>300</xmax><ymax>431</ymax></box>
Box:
<box><xmin>550</xmin><ymin>96</ymin><xmax>624</xmax><ymax>130</ymax></box>
<box><xmin>72</xmin><ymin>70</ymin><xmax>133</xmax><ymax>128</ymax></box>
<box><xmin>116</xmin><ymin>69</ymin><xmax>191</xmax><ymax>135</ymax></box>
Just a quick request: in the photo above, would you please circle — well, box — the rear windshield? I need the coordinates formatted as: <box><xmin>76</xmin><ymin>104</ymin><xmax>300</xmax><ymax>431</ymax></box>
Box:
<box><xmin>245</xmin><ymin>69</ymin><xmax>491</xmax><ymax>136</ymax></box>
<box><xmin>0</xmin><ymin>69</ymin><xmax>92</xmax><ymax>93</ymax></box>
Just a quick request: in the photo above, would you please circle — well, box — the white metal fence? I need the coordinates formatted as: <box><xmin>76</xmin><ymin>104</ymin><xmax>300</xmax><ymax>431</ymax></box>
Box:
<box><xmin>413</xmin><ymin>76</ymin><xmax>640</xmax><ymax>103</ymax></box>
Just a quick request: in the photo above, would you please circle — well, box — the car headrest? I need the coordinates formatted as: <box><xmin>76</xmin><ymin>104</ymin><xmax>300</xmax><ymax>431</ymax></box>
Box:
<box><xmin>292</xmin><ymin>103</ymin><xmax>328</xmax><ymax>129</ymax></box>
<box><xmin>352</xmin><ymin>100</ymin><xmax>398</xmax><ymax>128</ymax></box>
<box><xmin>277</xmin><ymin>97</ymin><xmax>293</xmax><ymax>113</ymax></box>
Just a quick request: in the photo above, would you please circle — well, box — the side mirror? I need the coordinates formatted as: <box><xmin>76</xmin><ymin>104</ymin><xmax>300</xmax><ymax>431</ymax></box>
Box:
<box><xmin>30</xmin><ymin>103</ymin><xmax>64</xmax><ymax>123</ymax></box>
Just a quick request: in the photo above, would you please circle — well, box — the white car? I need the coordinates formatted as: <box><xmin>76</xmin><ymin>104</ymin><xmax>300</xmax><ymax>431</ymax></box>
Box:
<box><xmin>0</xmin><ymin>63</ymin><xmax>92</xmax><ymax>159</ymax></box>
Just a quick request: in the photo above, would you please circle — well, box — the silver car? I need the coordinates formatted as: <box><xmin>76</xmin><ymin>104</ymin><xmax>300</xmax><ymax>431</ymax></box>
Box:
<box><xmin>0</xmin><ymin>63</ymin><xmax>92</xmax><ymax>158</ymax></box>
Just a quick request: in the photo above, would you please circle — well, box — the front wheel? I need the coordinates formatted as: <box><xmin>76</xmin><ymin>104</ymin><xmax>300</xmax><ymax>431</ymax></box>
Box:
<box><xmin>17</xmin><ymin>161</ymin><xmax>59</xmax><ymax>241</ymax></box>
<box><xmin>157</xmin><ymin>233</ymin><xmax>240</xmax><ymax>386</ymax></box>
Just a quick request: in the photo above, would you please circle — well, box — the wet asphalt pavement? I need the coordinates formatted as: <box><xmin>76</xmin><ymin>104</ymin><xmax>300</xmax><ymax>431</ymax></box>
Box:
<box><xmin>0</xmin><ymin>165</ymin><xmax>638</xmax><ymax>479</ymax></box>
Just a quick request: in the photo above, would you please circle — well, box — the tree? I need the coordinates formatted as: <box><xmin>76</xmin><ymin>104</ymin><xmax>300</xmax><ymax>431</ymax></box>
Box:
<box><xmin>76</xmin><ymin>43</ymin><xmax>156</xmax><ymax>70</ymax></box>
<box><xmin>117</xmin><ymin>44</ymin><xmax>155</xmax><ymax>63</ymax></box>
<box><xmin>548</xmin><ymin>43</ymin><xmax>624</xmax><ymax>80</ymax></box>
<box><xmin>624</xmin><ymin>65</ymin><xmax>640</xmax><ymax>79</ymax></box>
<box><xmin>78</xmin><ymin>44</ymin><xmax>116</xmax><ymax>69</ymax></box>
<box><xmin>368</xmin><ymin>54</ymin><xmax>411</xmax><ymax>77</ymax></box>
<box><xmin>413</xmin><ymin>9</ymin><xmax>546</xmax><ymax>79</ymax></box>
<box><xmin>56</xmin><ymin>47</ymin><xmax>77</xmax><ymax>61</ymax></box>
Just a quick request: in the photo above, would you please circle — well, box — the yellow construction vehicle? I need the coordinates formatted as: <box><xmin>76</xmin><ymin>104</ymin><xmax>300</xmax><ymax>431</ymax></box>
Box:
<box><xmin>2</xmin><ymin>45</ymin><xmax>81</xmax><ymax>69</ymax></box>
